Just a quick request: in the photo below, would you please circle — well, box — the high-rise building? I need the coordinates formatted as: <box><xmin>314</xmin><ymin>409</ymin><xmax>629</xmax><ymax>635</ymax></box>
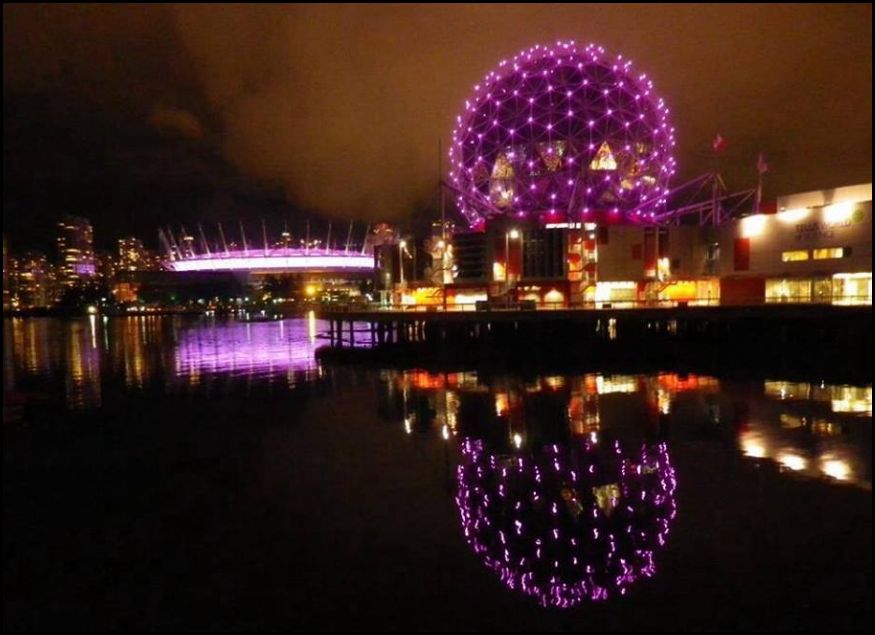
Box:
<box><xmin>95</xmin><ymin>250</ymin><xmax>116</xmax><ymax>280</ymax></box>
<box><xmin>118</xmin><ymin>237</ymin><xmax>147</xmax><ymax>271</ymax></box>
<box><xmin>57</xmin><ymin>215</ymin><xmax>96</xmax><ymax>287</ymax></box>
<box><xmin>12</xmin><ymin>251</ymin><xmax>51</xmax><ymax>308</ymax></box>
<box><xmin>3</xmin><ymin>235</ymin><xmax>10</xmax><ymax>310</ymax></box>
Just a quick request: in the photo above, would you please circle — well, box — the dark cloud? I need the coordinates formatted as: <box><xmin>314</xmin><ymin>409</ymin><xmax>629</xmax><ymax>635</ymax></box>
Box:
<box><xmin>149</xmin><ymin>106</ymin><xmax>205</xmax><ymax>139</ymax></box>
<box><xmin>4</xmin><ymin>4</ymin><xmax>872</xmax><ymax>250</ymax></box>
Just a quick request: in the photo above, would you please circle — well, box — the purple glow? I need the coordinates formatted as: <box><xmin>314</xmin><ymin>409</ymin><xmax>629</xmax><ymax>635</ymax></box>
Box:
<box><xmin>456</xmin><ymin>437</ymin><xmax>677</xmax><ymax>608</ymax></box>
<box><xmin>450</xmin><ymin>41</ymin><xmax>675</xmax><ymax>226</ymax></box>
<box><xmin>173</xmin><ymin>319</ymin><xmax>328</xmax><ymax>377</ymax></box>
<box><xmin>169</xmin><ymin>248</ymin><xmax>374</xmax><ymax>273</ymax></box>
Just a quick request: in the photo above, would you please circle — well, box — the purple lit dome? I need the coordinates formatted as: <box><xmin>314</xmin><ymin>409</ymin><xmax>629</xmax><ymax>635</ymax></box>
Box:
<box><xmin>450</xmin><ymin>41</ymin><xmax>676</xmax><ymax>226</ymax></box>
<box><xmin>456</xmin><ymin>437</ymin><xmax>677</xmax><ymax>608</ymax></box>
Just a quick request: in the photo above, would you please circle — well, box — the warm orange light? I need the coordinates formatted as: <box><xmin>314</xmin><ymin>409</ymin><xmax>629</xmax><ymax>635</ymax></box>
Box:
<box><xmin>740</xmin><ymin>214</ymin><xmax>767</xmax><ymax>238</ymax></box>
<box><xmin>777</xmin><ymin>208</ymin><xmax>809</xmax><ymax>223</ymax></box>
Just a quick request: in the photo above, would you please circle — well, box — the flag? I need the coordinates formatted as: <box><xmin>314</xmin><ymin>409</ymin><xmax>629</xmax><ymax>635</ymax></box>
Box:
<box><xmin>712</xmin><ymin>133</ymin><xmax>726</xmax><ymax>153</ymax></box>
<box><xmin>757</xmin><ymin>152</ymin><xmax>769</xmax><ymax>174</ymax></box>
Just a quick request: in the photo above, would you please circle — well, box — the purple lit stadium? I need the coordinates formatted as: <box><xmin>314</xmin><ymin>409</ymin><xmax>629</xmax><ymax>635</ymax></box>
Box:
<box><xmin>450</xmin><ymin>41</ymin><xmax>676</xmax><ymax>227</ymax></box>
<box><xmin>168</xmin><ymin>248</ymin><xmax>374</xmax><ymax>274</ymax></box>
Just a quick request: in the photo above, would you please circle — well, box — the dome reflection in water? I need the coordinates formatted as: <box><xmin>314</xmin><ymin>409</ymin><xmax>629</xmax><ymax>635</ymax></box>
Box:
<box><xmin>388</xmin><ymin>371</ymin><xmax>682</xmax><ymax>608</ymax></box>
<box><xmin>456</xmin><ymin>434</ymin><xmax>675</xmax><ymax>608</ymax></box>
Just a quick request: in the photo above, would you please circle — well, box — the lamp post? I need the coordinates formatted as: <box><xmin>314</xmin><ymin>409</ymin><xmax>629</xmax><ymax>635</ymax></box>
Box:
<box><xmin>397</xmin><ymin>239</ymin><xmax>407</xmax><ymax>307</ymax></box>
<box><xmin>398</xmin><ymin>240</ymin><xmax>406</xmax><ymax>286</ymax></box>
<box><xmin>505</xmin><ymin>228</ymin><xmax>520</xmax><ymax>304</ymax></box>
<box><xmin>436</xmin><ymin>238</ymin><xmax>448</xmax><ymax>311</ymax></box>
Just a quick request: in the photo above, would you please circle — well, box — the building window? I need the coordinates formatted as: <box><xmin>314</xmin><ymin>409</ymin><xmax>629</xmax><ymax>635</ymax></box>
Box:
<box><xmin>813</xmin><ymin>278</ymin><xmax>832</xmax><ymax>303</ymax></box>
<box><xmin>832</xmin><ymin>273</ymin><xmax>872</xmax><ymax>306</ymax></box>
<box><xmin>766</xmin><ymin>278</ymin><xmax>812</xmax><ymax>303</ymax></box>
<box><xmin>782</xmin><ymin>250</ymin><xmax>809</xmax><ymax>262</ymax></box>
<box><xmin>521</xmin><ymin>229</ymin><xmax>565</xmax><ymax>279</ymax></box>
<box><xmin>594</xmin><ymin>281</ymin><xmax>637</xmax><ymax>308</ymax></box>
<box><xmin>589</xmin><ymin>141</ymin><xmax>617</xmax><ymax>171</ymax></box>
<box><xmin>813</xmin><ymin>247</ymin><xmax>845</xmax><ymax>260</ymax></box>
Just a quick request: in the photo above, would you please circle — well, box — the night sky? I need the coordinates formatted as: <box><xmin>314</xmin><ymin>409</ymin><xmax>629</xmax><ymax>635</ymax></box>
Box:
<box><xmin>3</xmin><ymin>4</ymin><xmax>872</xmax><ymax>252</ymax></box>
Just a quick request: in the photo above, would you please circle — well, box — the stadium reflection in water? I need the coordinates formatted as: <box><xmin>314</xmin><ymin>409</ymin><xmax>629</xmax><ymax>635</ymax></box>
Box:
<box><xmin>5</xmin><ymin>314</ymin><xmax>336</xmax><ymax>408</ymax></box>
<box><xmin>173</xmin><ymin>312</ymin><xmax>325</xmax><ymax>380</ymax></box>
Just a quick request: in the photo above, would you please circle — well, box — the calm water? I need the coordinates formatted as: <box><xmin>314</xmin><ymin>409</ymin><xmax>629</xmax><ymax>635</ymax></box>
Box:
<box><xmin>3</xmin><ymin>316</ymin><xmax>872</xmax><ymax>630</ymax></box>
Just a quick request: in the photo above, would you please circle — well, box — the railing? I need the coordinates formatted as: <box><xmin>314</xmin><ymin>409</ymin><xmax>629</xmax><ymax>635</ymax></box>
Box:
<box><xmin>320</xmin><ymin>295</ymin><xmax>871</xmax><ymax>314</ymax></box>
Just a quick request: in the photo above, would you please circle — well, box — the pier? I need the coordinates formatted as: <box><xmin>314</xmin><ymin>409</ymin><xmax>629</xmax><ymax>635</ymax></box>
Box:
<box><xmin>317</xmin><ymin>304</ymin><xmax>873</xmax><ymax>376</ymax></box>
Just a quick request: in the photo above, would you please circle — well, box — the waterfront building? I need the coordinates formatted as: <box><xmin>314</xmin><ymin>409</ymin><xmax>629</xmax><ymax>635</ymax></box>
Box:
<box><xmin>715</xmin><ymin>183</ymin><xmax>872</xmax><ymax>305</ymax></box>
<box><xmin>390</xmin><ymin>41</ymin><xmax>872</xmax><ymax>309</ymax></box>
<box><xmin>396</xmin><ymin>183</ymin><xmax>872</xmax><ymax>309</ymax></box>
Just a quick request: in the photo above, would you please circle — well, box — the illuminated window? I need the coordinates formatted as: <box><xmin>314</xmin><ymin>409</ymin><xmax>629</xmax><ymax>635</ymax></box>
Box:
<box><xmin>589</xmin><ymin>141</ymin><xmax>617</xmax><ymax>171</ymax></box>
<box><xmin>832</xmin><ymin>272</ymin><xmax>872</xmax><ymax>306</ymax></box>
<box><xmin>491</xmin><ymin>153</ymin><xmax>515</xmax><ymax>179</ymax></box>
<box><xmin>594</xmin><ymin>281</ymin><xmax>637</xmax><ymax>307</ymax></box>
<box><xmin>544</xmin><ymin>289</ymin><xmax>564</xmax><ymax>305</ymax></box>
<box><xmin>781</xmin><ymin>250</ymin><xmax>809</xmax><ymax>262</ymax></box>
<box><xmin>766</xmin><ymin>278</ymin><xmax>812</xmax><ymax>303</ymax></box>
<box><xmin>492</xmin><ymin>261</ymin><xmax>507</xmax><ymax>282</ymax></box>
<box><xmin>813</xmin><ymin>247</ymin><xmax>844</xmax><ymax>260</ymax></box>
<box><xmin>812</xmin><ymin>278</ymin><xmax>832</xmax><ymax>303</ymax></box>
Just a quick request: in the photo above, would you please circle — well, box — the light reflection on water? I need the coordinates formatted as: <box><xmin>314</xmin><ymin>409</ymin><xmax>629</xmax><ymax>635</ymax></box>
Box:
<box><xmin>377</xmin><ymin>370</ymin><xmax>872</xmax><ymax>492</ymax></box>
<box><xmin>174</xmin><ymin>317</ymin><xmax>322</xmax><ymax>379</ymax></box>
<box><xmin>455</xmin><ymin>436</ymin><xmax>677</xmax><ymax>607</ymax></box>
<box><xmin>373</xmin><ymin>368</ymin><xmax>871</xmax><ymax>606</ymax></box>
<box><xmin>2</xmin><ymin>316</ymin><xmax>872</xmax><ymax>611</ymax></box>
<box><xmin>4</xmin><ymin>317</ymin><xmax>871</xmax><ymax>492</ymax></box>
<box><xmin>3</xmin><ymin>314</ymin><xmax>354</xmax><ymax>409</ymax></box>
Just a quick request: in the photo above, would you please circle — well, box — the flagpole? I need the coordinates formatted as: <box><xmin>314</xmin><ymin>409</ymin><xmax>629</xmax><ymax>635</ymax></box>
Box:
<box><xmin>755</xmin><ymin>151</ymin><xmax>767</xmax><ymax>215</ymax></box>
<box><xmin>710</xmin><ymin>133</ymin><xmax>725</xmax><ymax>225</ymax></box>
<box><xmin>756</xmin><ymin>168</ymin><xmax>763</xmax><ymax>214</ymax></box>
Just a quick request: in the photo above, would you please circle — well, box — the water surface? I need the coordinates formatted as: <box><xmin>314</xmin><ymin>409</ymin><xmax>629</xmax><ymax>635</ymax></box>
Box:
<box><xmin>3</xmin><ymin>316</ymin><xmax>871</xmax><ymax>630</ymax></box>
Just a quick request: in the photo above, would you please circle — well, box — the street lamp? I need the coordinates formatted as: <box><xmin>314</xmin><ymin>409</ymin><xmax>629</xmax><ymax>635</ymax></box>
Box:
<box><xmin>505</xmin><ymin>229</ymin><xmax>520</xmax><ymax>302</ymax></box>
<box><xmin>398</xmin><ymin>240</ymin><xmax>407</xmax><ymax>287</ymax></box>
<box><xmin>436</xmin><ymin>238</ymin><xmax>450</xmax><ymax>311</ymax></box>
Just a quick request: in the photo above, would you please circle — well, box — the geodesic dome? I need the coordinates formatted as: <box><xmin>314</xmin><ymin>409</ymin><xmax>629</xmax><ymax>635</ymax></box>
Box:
<box><xmin>450</xmin><ymin>41</ymin><xmax>676</xmax><ymax>227</ymax></box>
